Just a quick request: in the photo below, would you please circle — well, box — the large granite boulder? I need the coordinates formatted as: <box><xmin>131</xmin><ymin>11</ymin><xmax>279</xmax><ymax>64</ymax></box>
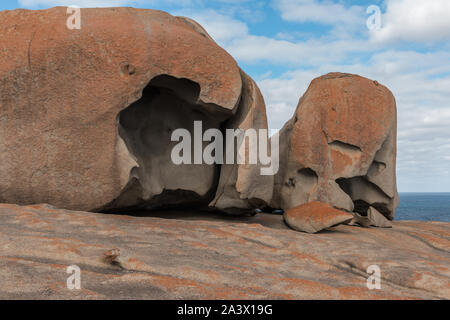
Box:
<box><xmin>0</xmin><ymin>7</ymin><xmax>272</xmax><ymax>213</ymax></box>
<box><xmin>272</xmin><ymin>73</ymin><xmax>399</xmax><ymax>221</ymax></box>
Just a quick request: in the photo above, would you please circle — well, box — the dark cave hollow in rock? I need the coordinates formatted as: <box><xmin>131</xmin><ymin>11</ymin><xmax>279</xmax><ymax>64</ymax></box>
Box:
<box><xmin>100</xmin><ymin>75</ymin><xmax>236</xmax><ymax>213</ymax></box>
<box><xmin>336</xmin><ymin>176</ymin><xmax>392</xmax><ymax>218</ymax></box>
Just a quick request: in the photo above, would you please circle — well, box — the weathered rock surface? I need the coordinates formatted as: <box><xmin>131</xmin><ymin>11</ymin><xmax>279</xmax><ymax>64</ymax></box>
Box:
<box><xmin>367</xmin><ymin>206</ymin><xmax>393</xmax><ymax>228</ymax></box>
<box><xmin>284</xmin><ymin>201</ymin><xmax>353</xmax><ymax>233</ymax></box>
<box><xmin>210</xmin><ymin>71</ymin><xmax>273</xmax><ymax>213</ymax></box>
<box><xmin>0</xmin><ymin>203</ymin><xmax>448</xmax><ymax>299</ymax></box>
<box><xmin>0</xmin><ymin>7</ymin><xmax>271</xmax><ymax>213</ymax></box>
<box><xmin>272</xmin><ymin>73</ymin><xmax>398</xmax><ymax>221</ymax></box>
<box><xmin>350</xmin><ymin>206</ymin><xmax>393</xmax><ymax>228</ymax></box>
<box><xmin>349</xmin><ymin>212</ymin><xmax>372</xmax><ymax>228</ymax></box>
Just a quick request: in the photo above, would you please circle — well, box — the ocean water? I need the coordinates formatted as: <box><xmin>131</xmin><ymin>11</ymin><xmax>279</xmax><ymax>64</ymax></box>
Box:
<box><xmin>396</xmin><ymin>193</ymin><xmax>450</xmax><ymax>222</ymax></box>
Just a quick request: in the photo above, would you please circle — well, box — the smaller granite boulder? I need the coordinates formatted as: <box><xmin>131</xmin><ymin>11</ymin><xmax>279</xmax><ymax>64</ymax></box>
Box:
<box><xmin>271</xmin><ymin>73</ymin><xmax>399</xmax><ymax>220</ymax></box>
<box><xmin>284</xmin><ymin>201</ymin><xmax>353</xmax><ymax>233</ymax></box>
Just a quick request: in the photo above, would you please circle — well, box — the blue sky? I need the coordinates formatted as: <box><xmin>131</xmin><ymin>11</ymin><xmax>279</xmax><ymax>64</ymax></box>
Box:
<box><xmin>2</xmin><ymin>0</ymin><xmax>450</xmax><ymax>192</ymax></box>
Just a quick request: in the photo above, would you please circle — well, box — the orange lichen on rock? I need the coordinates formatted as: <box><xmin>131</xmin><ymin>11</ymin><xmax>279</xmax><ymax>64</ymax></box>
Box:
<box><xmin>284</xmin><ymin>201</ymin><xmax>354</xmax><ymax>233</ymax></box>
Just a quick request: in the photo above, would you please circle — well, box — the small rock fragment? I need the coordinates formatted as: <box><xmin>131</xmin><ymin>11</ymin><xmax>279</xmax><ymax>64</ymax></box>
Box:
<box><xmin>349</xmin><ymin>213</ymin><xmax>372</xmax><ymax>227</ymax></box>
<box><xmin>349</xmin><ymin>207</ymin><xmax>392</xmax><ymax>228</ymax></box>
<box><xmin>367</xmin><ymin>206</ymin><xmax>392</xmax><ymax>228</ymax></box>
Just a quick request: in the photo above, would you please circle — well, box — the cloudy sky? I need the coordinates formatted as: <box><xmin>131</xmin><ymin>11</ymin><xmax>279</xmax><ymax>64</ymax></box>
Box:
<box><xmin>2</xmin><ymin>0</ymin><xmax>450</xmax><ymax>192</ymax></box>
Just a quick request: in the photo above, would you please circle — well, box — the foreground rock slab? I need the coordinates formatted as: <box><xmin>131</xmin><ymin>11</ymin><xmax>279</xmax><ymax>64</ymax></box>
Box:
<box><xmin>284</xmin><ymin>201</ymin><xmax>353</xmax><ymax>233</ymax></box>
<box><xmin>0</xmin><ymin>204</ymin><xmax>449</xmax><ymax>299</ymax></box>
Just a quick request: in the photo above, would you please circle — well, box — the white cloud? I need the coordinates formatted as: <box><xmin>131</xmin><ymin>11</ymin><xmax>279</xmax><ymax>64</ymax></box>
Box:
<box><xmin>181</xmin><ymin>11</ymin><xmax>373</xmax><ymax>66</ymax></box>
<box><xmin>371</xmin><ymin>0</ymin><xmax>450</xmax><ymax>43</ymax></box>
<box><xmin>275</xmin><ymin>0</ymin><xmax>450</xmax><ymax>44</ymax></box>
<box><xmin>226</xmin><ymin>36</ymin><xmax>373</xmax><ymax>66</ymax></box>
<box><xmin>176</xmin><ymin>10</ymin><xmax>361</xmax><ymax>66</ymax></box>
<box><xmin>275</xmin><ymin>0</ymin><xmax>365</xmax><ymax>26</ymax></box>
<box><xmin>176</xmin><ymin>9</ymin><xmax>249</xmax><ymax>43</ymax></box>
